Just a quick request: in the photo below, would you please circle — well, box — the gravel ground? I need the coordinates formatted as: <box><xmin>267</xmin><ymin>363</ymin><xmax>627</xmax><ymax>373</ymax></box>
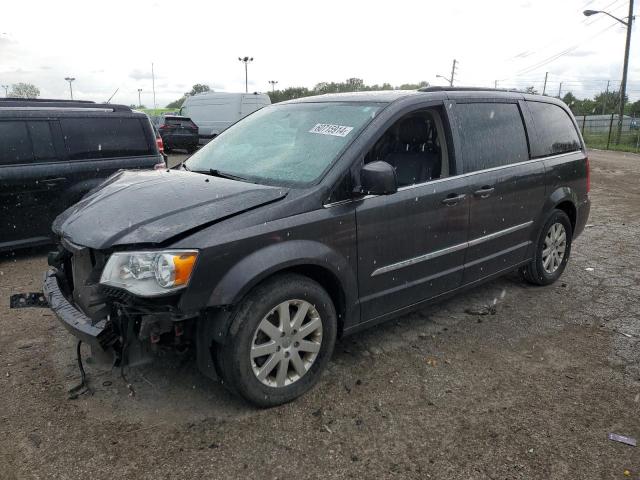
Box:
<box><xmin>0</xmin><ymin>149</ymin><xmax>639</xmax><ymax>479</ymax></box>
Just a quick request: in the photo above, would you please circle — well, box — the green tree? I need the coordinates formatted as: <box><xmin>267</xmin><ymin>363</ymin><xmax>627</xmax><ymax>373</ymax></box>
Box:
<box><xmin>628</xmin><ymin>99</ymin><xmax>640</xmax><ymax>116</ymax></box>
<box><xmin>562</xmin><ymin>92</ymin><xmax>577</xmax><ymax>107</ymax></box>
<box><xmin>9</xmin><ymin>82</ymin><xmax>40</xmax><ymax>99</ymax></box>
<box><xmin>166</xmin><ymin>97</ymin><xmax>186</xmax><ymax>109</ymax></box>
<box><xmin>187</xmin><ymin>84</ymin><xmax>211</xmax><ymax>96</ymax></box>
<box><xmin>593</xmin><ymin>90</ymin><xmax>628</xmax><ymax>115</ymax></box>
<box><xmin>524</xmin><ymin>86</ymin><xmax>539</xmax><ymax>95</ymax></box>
<box><xmin>398</xmin><ymin>81</ymin><xmax>430</xmax><ymax>90</ymax></box>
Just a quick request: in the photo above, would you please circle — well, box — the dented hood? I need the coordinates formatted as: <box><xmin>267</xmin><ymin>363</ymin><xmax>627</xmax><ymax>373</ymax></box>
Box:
<box><xmin>53</xmin><ymin>169</ymin><xmax>288</xmax><ymax>249</ymax></box>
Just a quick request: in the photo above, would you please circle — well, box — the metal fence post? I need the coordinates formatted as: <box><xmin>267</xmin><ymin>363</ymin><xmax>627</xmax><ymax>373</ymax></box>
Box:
<box><xmin>606</xmin><ymin>113</ymin><xmax>615</xmax><ymax>150</ymax></box>
<box><xmin>582</xmin><ymin>114</ymin><xmax>586</xmax><ymax>136</ymax></box>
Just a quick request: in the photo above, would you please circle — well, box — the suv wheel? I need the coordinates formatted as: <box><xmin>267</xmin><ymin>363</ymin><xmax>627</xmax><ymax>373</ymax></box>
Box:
<box><xmin>217</xmin><ymin>274</ymin><xmax>337</xmax><ymax>407</ymax></box>
<box><xmin>521</xmin><ymin>209</ymin><xmax>573</xmax><ymax>286</ymax></box>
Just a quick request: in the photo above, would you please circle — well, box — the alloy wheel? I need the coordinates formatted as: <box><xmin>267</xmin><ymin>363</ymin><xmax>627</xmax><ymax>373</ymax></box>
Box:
<box><xmin>250</xmin><ymin>299</ymin><xmax>323</xmax><ymax>388</ymax></box>
<box><xmin>542</xmin><ymin>222</ymin><xmax>567</xmax><ymax>274</ymax></box>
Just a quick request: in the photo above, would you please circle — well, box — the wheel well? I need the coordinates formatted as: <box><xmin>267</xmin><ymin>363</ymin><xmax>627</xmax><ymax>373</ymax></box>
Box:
<box><xmin>276</xmin><ymin>265</ymin><xmax>347</xmax><ymax>337</ymax></box>
<box><xmin>555</xmin><ymin>201</ymin><xmax>576</xmax><ymax>232</ymax></box>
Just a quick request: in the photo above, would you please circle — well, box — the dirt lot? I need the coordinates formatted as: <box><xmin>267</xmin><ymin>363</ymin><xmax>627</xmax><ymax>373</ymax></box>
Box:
<box><xmin>0</xmin><ymin>149</ymin><xmax>639</xmax><ymax>479</ymax></box>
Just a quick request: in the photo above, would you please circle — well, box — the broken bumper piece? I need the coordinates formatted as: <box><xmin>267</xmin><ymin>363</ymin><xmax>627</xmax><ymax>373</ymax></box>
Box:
<box><xmin>43</xmin><ymin>268</ymin><xmax>117</xmax><ymax>350</ymax></box>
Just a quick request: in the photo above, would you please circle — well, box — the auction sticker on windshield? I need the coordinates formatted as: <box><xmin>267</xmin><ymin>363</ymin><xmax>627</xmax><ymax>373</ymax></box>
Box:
<box><xmin>309</xmin><ymin>123</ymin><xmax>354</xmax><ymax>137</ymax></box>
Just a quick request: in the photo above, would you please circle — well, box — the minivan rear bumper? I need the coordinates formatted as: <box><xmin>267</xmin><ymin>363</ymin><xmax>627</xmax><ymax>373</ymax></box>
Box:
<box><xmin>574</xmin><ymin>197</ymin><xmax>591</xmax><ymax>238</ymax></box>
<box><xmin>43</xmin><ymin>268</ymin><xmax>116</xmax><ymax>350</ymax></box>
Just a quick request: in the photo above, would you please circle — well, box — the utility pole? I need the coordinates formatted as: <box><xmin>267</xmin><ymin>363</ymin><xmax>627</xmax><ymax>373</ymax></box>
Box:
<box><xmin>151</xmin><ymin>63</ymin><xmax>157</xmax><ymax>110</ymax></box>
<box><xmin>137</xmin><ymin>88</ymin><xmax>142</xmax><ymax>107</ymax></box>
<box><xmin>1</xmin><ymin>84</ymin><xmax>8</xmax><ymax>97</ymax></box>
<box><xmin>494</xmin><ymin>80</ymin><xmax>498</xmax><ymax>89</ymax></box>
<box><xmin>64</xmin><ymin>77</ymin><xmax>75</xmax><ymax>100</ymax></box>
<box><xmin>602</xmin><ymin>80</ymin><xmax>610</xmax><ymax>114</ymax></box>
<box><xmin>617</xmin><ymin>0</ymin><xmax>634</xmax><ymax>143</ymax></box>
<box><xmin>557</xmin><ymin>82</ymin><xmax>563</xmax><ymax>98</ymax></box>
<box><xmin>450</xmin><ymin>59</ymin><xmax>457</xmax><ymax>87</ymax></box>
<box><xmin>268</xmin><ymin>80</ymin><xmax>278</xmax><ymax>93</ymax></box>
<box><xmin>542</xmin><ymin>72</ymin><xmax>548</xmax><ymax>95</ymax></box>
<box><xmin>238</xmin><ymin>56</ymin><xmax>254</xmax><ymax>93</ymax></box>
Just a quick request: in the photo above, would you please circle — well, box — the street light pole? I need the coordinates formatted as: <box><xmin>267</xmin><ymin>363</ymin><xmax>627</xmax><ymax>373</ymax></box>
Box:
<box><xmin>584</xmin><ymin>1</ymin><xmax>635</xmax><ymax>143</ymax></box>
<box><xmin>1</xmin><ymin>84</ymin><xmax>8</xmax><ymax>97</ymax></box>
<box><xmin>64</xmin><ymin>77</ymin><xmax>75</xmax><ymax>100</ymax></box>
<box><xmin>137</xmin><ymin>88</ymin><xmax>142</xmax><ymax>107</ymax></box>
<box><xmin>238</xmin><ymin>56</ymin><xmax>254</xmax><ymax>93</ymax></box>
<box><xmin>268</xmin><ymin>80</ymin><xmax>278</xmax><ymax>93</ymax></box>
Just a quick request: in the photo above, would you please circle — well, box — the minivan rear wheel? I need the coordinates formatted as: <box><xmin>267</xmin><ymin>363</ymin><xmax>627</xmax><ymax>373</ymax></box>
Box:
<box><xmin>217</xmin><ymin>274</ymin><xmax>337</xmax><ymax>407</ymax></box>
<box><xmin>520</xmin><ymin>209</ymin><xmax>573</xmax><ymax>286</ymax></box>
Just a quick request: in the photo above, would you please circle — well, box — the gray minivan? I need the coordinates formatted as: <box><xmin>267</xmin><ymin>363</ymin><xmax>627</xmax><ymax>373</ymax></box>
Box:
<box><xmin>44</xmin><ymin>88</ymin><xmax>590</xmax><ymax>406</ymax></box>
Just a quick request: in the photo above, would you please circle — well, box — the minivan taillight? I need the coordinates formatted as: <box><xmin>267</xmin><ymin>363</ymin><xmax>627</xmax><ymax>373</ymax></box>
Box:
<box><xmin>156</xmin><ymin>136</ymin><xmax>164</xmax><ymax>153</ymax></box>
<box><xmin>586</xmin><ymin>157</ymin><xmax>590</xmax><ymax>193</ymax></box>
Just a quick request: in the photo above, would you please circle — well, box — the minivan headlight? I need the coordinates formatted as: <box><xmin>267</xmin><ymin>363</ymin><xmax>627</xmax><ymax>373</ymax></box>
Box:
<box><xmin>100</xmin><ymin>250</ymin><xmax>198</xmax><ymax>297</ymax></box>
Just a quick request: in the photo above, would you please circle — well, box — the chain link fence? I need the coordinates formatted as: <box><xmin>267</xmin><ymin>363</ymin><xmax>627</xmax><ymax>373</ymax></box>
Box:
<box><xmin>576</xmin><ymin>114</ymin><xmax>640</xmax><ymax>152</ymax></box>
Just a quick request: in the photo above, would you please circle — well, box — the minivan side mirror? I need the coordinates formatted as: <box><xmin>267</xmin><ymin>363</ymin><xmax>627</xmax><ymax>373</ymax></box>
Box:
<box><xmin>358</xmin><ymin>161</ymin><xmax>397</xmax><ymax>196</ymax></box>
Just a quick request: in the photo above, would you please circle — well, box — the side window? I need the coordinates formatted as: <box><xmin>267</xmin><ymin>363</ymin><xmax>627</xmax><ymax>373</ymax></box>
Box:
<box><xmin>527</xmin><ymin>102</ymin><xmax>581</xmax><ymax>156</ymax></box>
<box><xmin>61</xmin><ymin>118</ymin><xmax>152</xmax><ymax>160</ymax></box>
<box><xmin>0</xmin><ymin>121</ymin><xmax>33</xmax><ymax>165</ymax></box>
<box><xmin>363</xmin><ymin>108</ymin><xmax>451</xmax><ymax>188</ymax></box>
<box><xmin>28</xmin><ymin>122</ymin><xmax>57</xmax><ymax>161</ymax></box>
<box><xmin>456</xmin><ymin>103</ymin><xmax>529</xmax><ymax>173</ymax></box>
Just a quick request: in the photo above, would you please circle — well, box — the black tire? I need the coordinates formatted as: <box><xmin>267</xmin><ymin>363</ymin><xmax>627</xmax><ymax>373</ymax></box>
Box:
<box><xmin>217</xmin><ymin>273</ymin><xmax>337</xmax><ymax>407</ymax></box>
<box><xmin>520</xmin><ymin>209</ymin><xmax>573</xmax><ymax>286</ymax></box>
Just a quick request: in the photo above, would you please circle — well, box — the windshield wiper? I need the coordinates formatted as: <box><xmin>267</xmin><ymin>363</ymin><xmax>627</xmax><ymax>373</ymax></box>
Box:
<box><xmin>192</xmin><ymin>168</ymin><xmax>248</xmax><ymax>182</ymax></box>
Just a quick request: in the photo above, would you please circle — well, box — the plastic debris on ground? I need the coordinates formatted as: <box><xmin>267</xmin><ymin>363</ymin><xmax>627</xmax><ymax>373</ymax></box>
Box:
<box><xmin>608</xmin><ymin>433</ymin><xmax>637</xmax><ymax>447</ymax></box>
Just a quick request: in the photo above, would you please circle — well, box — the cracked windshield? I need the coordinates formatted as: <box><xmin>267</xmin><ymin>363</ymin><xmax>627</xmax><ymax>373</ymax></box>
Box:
<box><xmin>0</xmin><ymin>0</ymin><xmax>639</xmax><ymax>478</ymax></box>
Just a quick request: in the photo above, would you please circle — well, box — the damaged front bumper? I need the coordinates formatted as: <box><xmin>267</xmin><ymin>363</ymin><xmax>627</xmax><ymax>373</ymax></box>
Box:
<box><xmin>43</xmin><ymin>268</ymin><xmax>117</xmax><ymax>350</ymax></box>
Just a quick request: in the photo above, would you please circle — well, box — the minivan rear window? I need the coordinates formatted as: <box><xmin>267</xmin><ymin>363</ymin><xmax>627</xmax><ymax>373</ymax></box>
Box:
<box><xmin>527</xmin><ymin>102</ymin><xmax>582</xmax><ymax>157</ymax></box>
<box><xmin>456</xmin><ymin>103</ymin><xmax>529</xmax><ymax>173</ymax></box>
<box><xmin>61</xmin><ymin>118</ymin><xmax>152</xmax><ymax>160</ymax></box>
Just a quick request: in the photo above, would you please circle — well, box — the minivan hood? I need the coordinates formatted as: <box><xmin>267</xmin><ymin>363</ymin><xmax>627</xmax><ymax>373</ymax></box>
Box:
<box><xmin>53</xmin><ymin>170</ymin><xmax>288</xmax><ymax>249</ymax></box>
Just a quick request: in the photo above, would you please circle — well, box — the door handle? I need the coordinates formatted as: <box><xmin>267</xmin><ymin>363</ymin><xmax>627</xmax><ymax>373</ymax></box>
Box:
<box><xmin>473</xmin><ymin>186</ymin><xmax>495</xmax><ymax>198</ymax></box>
<box><xmin>42</xmin><ymin>177</ymin><xmax>67</xmax><ymax>187</ymax></box>
<box><xmin>441</xmin><ymin>193</ymin><xmax>466</xmax><ymax>206</ymax></box>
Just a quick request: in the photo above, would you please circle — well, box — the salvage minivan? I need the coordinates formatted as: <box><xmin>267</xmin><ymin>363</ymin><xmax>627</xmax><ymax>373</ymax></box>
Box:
<box><xmin>44</xmin><ymin>88</ymin><xmax>590</xmax><ymax>407</ymax></box>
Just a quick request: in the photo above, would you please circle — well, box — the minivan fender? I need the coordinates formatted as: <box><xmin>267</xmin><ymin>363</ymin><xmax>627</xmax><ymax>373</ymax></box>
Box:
<box><xmin>540</xmin><ymin>186</ymin><xmax>578</xmax><ymax>231</ymax></box>
<box><xmin>206</xmin><ymin>240</ymin><xmax>357</xmax><ymax>312</ymax></box>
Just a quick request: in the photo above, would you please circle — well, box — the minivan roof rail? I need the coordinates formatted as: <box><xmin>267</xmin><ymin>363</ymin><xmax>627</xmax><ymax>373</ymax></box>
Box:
<box><xmin>418</xmin><ymin>86</ymin><xmax>523</xmax><ymax>93</ymax></box>
<box><xmin>0</xmin><ymin>98</ymin><xmax>132</xmax><ymax>112</ymax></box>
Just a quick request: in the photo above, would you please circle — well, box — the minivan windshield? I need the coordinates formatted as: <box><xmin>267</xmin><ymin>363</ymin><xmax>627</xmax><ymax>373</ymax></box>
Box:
<box><xmin>185</xmin><ymin>102</ymin><xmax>382</xmax><ymax>186</ymax></box>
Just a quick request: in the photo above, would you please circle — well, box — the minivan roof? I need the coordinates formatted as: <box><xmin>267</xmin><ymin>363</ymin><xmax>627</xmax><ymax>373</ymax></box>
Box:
<box><xmin>283</xmin><ymin>88</ymin><xmax>567</xmax><ymax>107</ymax></box>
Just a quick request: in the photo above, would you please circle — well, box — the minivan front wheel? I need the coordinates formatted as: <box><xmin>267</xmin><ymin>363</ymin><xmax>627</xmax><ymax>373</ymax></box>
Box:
<box><xmin>521</xmin><ymin>209</ymin><xmax>573</xmax><ymax>286</ymax></box>
<box><xmin>217</xmin><ymin>274</ymin><xmax>337</xmax><ymax>407</ymax></box>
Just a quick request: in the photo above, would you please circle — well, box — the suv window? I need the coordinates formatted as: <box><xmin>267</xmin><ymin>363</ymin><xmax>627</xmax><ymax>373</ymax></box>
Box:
<box><xmin>28</xmin><ymin>122</ymin><xmax>56</xmax><ymax>161</ymax></box>
<box><xmin>165</xmin><ymin>117</ymin><xmax>197</xmax><ymax>128</ymax></box>
<box><xmin>527</xmin><ymin>101</ymin><xmax>581</xmax><ymax>156</ymax></box>
<box><xmin>61</xmin><ymin>118</ymin><xmax>152</xmax><ymax>160</ymax></box>
<box><xmin>0</xmin><ymin>121</ymin><xmax>33</xmax><ymax>165</ymax></box>
<box><xmin>457</xmin><ymin>103</ymin><xmax>529</xmax><ymax>173</ymax></box>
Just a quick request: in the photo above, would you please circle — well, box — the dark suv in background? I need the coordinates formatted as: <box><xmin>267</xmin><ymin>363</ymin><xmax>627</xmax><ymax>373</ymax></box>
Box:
<box><xmin>153</xmin><ymin>115</ymin><xmax>199</xmax><ymax>152</ymax></box>
<box><xmin>0</xmin><ymin>99</ymin><xmax>164</xmax><ymax>251</ymax></box>
<box><xmin>44</xmin><ymin>88</ymin><xmax>590</xmax><ymax>407</ymax></box>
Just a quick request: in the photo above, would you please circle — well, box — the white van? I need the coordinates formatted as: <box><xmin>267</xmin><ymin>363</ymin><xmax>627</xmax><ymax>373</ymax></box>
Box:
<box><xmin>180</xmin><ymin>92</ymin><xmax>271</xmax><ymax>142</ymax></box>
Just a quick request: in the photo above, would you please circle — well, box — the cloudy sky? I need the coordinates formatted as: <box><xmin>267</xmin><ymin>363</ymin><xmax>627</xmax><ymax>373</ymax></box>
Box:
<box><xmin>1</xmin><ymin>0</ymin><xmax>638</xmax><ymax>106</ymax></box>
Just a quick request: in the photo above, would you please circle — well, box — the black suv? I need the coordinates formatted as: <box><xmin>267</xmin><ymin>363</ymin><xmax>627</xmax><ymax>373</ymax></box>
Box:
<box><xmin>44</xmin><ymin>88</ymin><xmax>590</xmax><ymax>406</ymax></box>
<box><xmin>153</xmin><ymin>115</ymin><xmax>199</xmax><ymax>152</ymax></box>
<box><xmin>0</xmin><ymin>99</ymin><xmax>164</xmax><ymax>251</ymax></box>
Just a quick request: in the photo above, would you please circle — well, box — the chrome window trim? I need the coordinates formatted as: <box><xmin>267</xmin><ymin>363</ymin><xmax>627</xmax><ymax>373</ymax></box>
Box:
<box><xmin>371</xmin><ymin>220</ymin><xmax>533</xmax><ymax>277</ymax></box>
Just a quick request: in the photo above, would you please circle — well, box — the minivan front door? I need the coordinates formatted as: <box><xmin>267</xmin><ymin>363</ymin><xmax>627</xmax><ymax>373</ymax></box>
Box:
<box><xmin>355</xmin><ymin>176</ymin><xmax>470</xmax><ymax>322</ymax></box>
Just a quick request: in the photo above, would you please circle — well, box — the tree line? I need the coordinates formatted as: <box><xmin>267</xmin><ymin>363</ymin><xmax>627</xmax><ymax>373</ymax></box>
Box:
<box><xmin>5</xmin><ymin>80</ymin><xmax>639</xmax><ymax>117</ymax></box>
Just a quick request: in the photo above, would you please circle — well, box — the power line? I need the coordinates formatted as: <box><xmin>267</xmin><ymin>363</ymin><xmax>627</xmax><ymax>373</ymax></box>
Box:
<box><xmin>515</xmin><ymin>22</ymin><xmax>620</xmax><ymax>76</ymax></box>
